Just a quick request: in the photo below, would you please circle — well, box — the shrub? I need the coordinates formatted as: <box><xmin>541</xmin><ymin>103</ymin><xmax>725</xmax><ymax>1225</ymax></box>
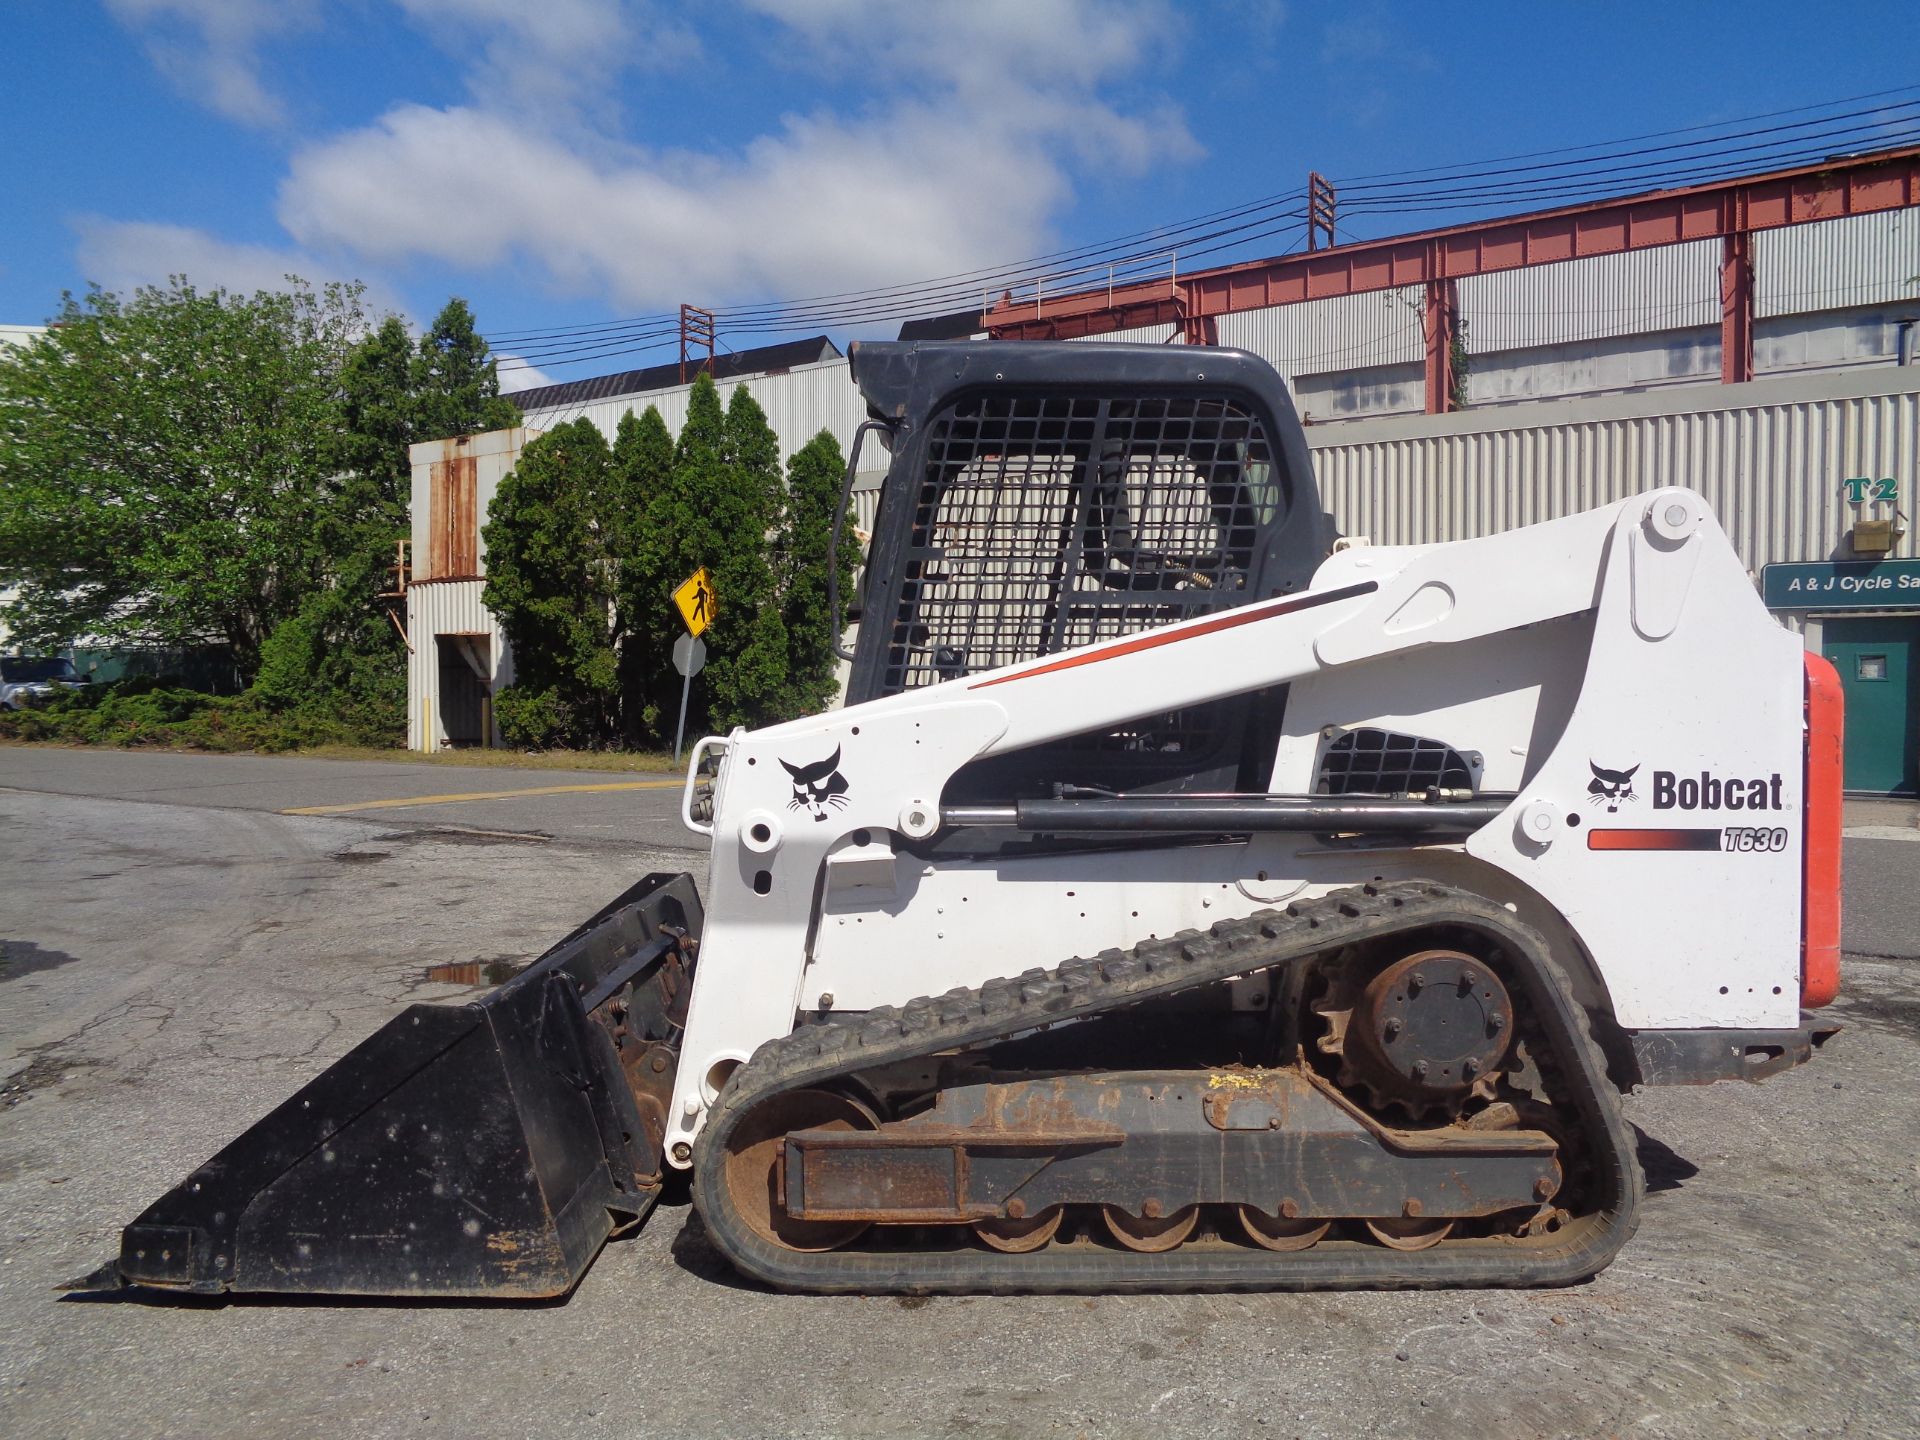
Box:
<box><xmin>491</xmin><ymin>685</ymin><xmax>576</xmax><ymax>749</ymax></box>
<box><xmin>0</xmin><ymin>677</ymin><xmax>391</xmax><ymax>753</ymax></box>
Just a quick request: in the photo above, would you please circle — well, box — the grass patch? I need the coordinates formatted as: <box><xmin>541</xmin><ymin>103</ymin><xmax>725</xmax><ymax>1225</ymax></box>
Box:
<box><xmin>0</xmin><ymin>681</ymin><xmax>381</xmax><ymax>753</ymax></box>
<box><xmin>0</xmin><ymin>680</ymin><xmax>679</xmax><ymax>773</ymax></box>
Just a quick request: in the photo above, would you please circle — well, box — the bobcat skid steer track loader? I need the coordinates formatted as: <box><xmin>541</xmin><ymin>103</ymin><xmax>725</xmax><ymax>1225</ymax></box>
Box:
<box><xmin>71</xmin><ymin>341</ymin><xmax>1843</xmax><ymax>1300</ymax></box>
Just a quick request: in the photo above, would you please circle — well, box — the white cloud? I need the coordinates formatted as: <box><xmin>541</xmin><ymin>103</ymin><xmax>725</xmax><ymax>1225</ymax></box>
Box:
<box><xmin>393</xmin><ymin>0</ymin><xmax>696</xmax><ymax>127</ymax></box>
<box><xmin>493</xmin><ymin>353</ymin><xmax>553</xmax><ymax>393</ymax></box>
<box><xmin>280</xmin><ymin>102</ymin><xmax>1086</xmax><ymax>309</ymax></box>
<box><xmin>105</xmin><ymin>0</ymin><xmax>317</xmax><ymax>128</ymax></box>
<box><xmin>72</xmin><ymin>217</ymin><xmax>407</xmax><ymax>319</ymax></box>
<box><xmin>276</xmin><ymin>0</ymin><xmax>1197</xmax><ymax>312</ymax></box>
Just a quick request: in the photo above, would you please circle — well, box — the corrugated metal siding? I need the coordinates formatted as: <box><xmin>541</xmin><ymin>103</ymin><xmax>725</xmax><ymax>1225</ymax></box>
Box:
<box><xmin>1756</xmin><ymin>209</ymin><xmax>1920</xmax><ymax>318</ymax></box>
<box><xmin>1218</xmin><ymin>287</ymin><xmax>1424</xmax><ymax>378</ymax></box>
<box><xmin>1067</xmin><ymin>322</ymin><xmax>1177</xmax><ymax>345</ymax></box>
<box><xmin>405</xmin><ymin>580</ymin><xmax>511</xmax><ymax>751</ymax></box>
<box><xmin>1307</xmin><ymin>369</ymin><xmax>1920</xmax><ymax>578</ymax></box>
<box><xmin>853</xmin><ymin>485</ymin><xmax>882</xmax><ymax>540</ymax></box>
<box><xmin>1459</xmin><ymin>240</ymin><xmax>1719</xmax><ymax>354</ymax></box>
<box><xmin>519</xmin><ymin>357</ymin><xmax>871</xmax><ymax>461</ymax></box>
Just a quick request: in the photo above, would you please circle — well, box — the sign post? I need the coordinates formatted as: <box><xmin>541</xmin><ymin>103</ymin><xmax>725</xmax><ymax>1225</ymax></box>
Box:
<box><xmin>670</xmin><ymin>633</ymin><xmax>707</xmax><ymax>762</ymax></box>
<box><xmin>669</xmin><ymin>568</ymin><xmax>716</xmax><ymax>762</ymax></box>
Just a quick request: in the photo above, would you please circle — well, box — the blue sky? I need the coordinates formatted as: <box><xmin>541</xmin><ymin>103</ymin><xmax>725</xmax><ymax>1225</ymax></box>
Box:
<box><xmin>5</xmin><ymin>2</ymin><xmax>1918</xmax><ymax>389</ymax></box>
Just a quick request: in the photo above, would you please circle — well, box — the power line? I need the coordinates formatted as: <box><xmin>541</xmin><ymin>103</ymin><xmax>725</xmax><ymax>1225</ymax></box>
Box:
<box><xmin>488</xmin><ymin>88</ymin><xmax>1920</xmax><ymax>371</ymax></box>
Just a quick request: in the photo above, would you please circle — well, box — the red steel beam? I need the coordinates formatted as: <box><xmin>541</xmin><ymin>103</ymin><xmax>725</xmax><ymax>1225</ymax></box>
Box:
<box><xmin>985</xmin><ymin>145</ymin><xmax>1920</xmax><ymax>343</ymax></box>
<box><xmin>1424</xmin><ymin>277</ymin><xmax>1458</xmax><ymax>415</ymax></box>
<box><xmin>1720</xmin><ymin>208</ymin><xmax>1755</xmax><ymax>385</ymax></box>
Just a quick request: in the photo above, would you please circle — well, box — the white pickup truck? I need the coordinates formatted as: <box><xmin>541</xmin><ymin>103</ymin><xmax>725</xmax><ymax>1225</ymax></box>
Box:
<box><xmin>0</xmin><ymin>655</ymin><xmax>87</xmax><ymax>709</ymax></box>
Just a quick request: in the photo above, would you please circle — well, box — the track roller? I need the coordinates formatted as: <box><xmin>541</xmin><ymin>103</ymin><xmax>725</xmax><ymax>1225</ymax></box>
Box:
<box><xmin>1103</xmin><ymin>1206</ymin><xmax>1200</xmax><ymax>1252</ymax></box>
<box><xmin>1365</xmin><ymin>1217</ymin><xmax>1454</xmax><ymax>1251</ymax></box>
<box><xmin>973</xmin><ymin>1209</ymin><xmax>1064</xmax><ymax>1254</ymax></box>
<box><xmin>1238</xmin><ymin>1206</ymin><xmax>1332</xmax><ymax>1252</ymax></box>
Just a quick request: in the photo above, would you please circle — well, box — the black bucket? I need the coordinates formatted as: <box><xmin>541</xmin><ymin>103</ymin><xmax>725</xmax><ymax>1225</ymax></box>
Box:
<box><xmin>66</xmin><ymin>871</ymin><xmax>702</xmax><ymax>1300</ymax></box>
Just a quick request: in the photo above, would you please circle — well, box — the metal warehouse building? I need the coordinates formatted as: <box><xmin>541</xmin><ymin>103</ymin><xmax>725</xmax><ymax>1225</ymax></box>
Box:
<box><xmin>1306</xmin><ymin>367</ymin><xmax>1918</xmax><ymax>794</ymax></box>
<box><xmin>404</xmin><ymin>146</ymin><xmax>1918</xmax><ymax>792</ymax></box>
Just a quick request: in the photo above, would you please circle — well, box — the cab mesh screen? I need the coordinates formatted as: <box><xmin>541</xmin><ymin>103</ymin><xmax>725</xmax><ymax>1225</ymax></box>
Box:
<box><xmin>881</xmin><ymin>390</ymin><xmax>1281</xmax><ymax>742</ymax></box>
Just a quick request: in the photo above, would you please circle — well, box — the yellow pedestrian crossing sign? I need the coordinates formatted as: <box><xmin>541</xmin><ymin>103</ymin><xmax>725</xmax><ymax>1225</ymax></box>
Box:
<box><xmin>673</xmin><ymin>567</ymin><xmax>717</xmax><ymax>637</ymax></box>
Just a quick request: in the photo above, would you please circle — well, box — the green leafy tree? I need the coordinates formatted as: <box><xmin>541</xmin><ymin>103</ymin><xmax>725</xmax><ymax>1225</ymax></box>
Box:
<box><xmin>0</xmin><ymin>278</ymin><xmax>369</xmax><ymax>676</ymax></box>
<box><xmin>481</xmin><ymin>419</ymin><xmax>618</xmax><ymax>746</ymax></box>
<box><xmin>414</xmin><ymin>297</ymin><xmax>520</xmax><ymax>442</ymax></box>
<box><xmin>250</xmin><ymin>547</ymin><xmax>406</xmax><ymax>739</ymax></box>
<box><xmin>289</xmin><ymin>302</ymin><xmax>522</xmax><ymax>742</ymax></box>
<box><xmin>778</xmin><ymin>430</ymin><xmax>857</xmax><ymax>716</ymax></box>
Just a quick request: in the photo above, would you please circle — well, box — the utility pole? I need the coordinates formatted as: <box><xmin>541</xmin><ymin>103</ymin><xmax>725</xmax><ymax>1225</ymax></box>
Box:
<box><xmin>1307</xmin><ymin>172</ymin><xmax>1337</xmax><ymax>252</ymax></box>
<box><xmin>679</xmin><ymin>304</ymin><xmax>717</xmax><ymax>384</ymax></box>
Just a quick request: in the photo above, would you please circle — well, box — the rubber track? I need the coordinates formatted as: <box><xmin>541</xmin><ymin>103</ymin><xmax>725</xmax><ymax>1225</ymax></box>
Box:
<box><xmin>692</xmin><ymin>881</ymin><xmax>1642</xmax><ymax>1293</ymax></box>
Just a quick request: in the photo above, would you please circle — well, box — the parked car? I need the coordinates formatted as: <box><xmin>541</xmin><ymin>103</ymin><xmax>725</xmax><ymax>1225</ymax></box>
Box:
<box><xmin>0</xmin><ymin>655</ymin><xmax>88</xmax><ymax>710</ymax></box>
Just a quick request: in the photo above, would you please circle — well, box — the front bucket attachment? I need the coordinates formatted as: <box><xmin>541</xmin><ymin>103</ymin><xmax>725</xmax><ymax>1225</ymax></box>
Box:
<box><xmin>66</xmin><ymin>871</ymin><xmax>702</xmax><ymax>1300</ymax></box>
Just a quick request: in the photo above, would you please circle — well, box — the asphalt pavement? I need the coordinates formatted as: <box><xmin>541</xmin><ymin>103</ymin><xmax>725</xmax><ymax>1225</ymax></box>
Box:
<box><xmin>0</xmin><ymin>745</ymin><xmax>700</xmax><ymax>852</ymax></box>
<box><xmin>1</xmin><ymin>747</ymin><xmax>1917</xmax><ymax>1440</ymax></box>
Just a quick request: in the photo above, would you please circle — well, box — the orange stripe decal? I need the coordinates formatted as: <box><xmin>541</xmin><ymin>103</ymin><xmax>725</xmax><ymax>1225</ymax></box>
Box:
<box><xmin>1587</xmin><ymin>828</ymin><xmax>1722</xmax><ymax>852</ymax></box>
<box><xmin>968</xmin><ymin>581</ymin><xmax>1379</xmax><ymax>690</ymax></box>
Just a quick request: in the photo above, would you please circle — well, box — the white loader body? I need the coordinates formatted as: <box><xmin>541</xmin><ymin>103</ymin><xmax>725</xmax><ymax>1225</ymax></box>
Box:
<box><xmin>666</xmin><ymin>487</ymin><xmax>1810</xmax><ymax>1163</ymax></box>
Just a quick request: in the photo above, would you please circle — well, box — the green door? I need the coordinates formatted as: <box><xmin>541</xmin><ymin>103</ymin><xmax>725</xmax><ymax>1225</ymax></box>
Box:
<box><xmin>1822</xmin><ymin>616</ymin><xmax>1919</xmax><ymax>796</ymax></box>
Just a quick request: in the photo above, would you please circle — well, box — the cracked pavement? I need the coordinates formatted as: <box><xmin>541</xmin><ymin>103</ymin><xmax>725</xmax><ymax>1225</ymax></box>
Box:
<box><xmin>1</xmin><ymin>749</ymin><xmax>1917</xmax><ymax>1439</ymax></box>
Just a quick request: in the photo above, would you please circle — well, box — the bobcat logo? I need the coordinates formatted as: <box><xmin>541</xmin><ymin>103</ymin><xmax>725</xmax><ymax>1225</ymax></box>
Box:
<box><xmin>782</xmin><ymin>746</ymin><xmax>850</xmax><ymax>822</ymax></box>
<box><xmin>1587</xmin><ymin>761</ymin><xmax>1640</xmax><ymax>813</ymax></box>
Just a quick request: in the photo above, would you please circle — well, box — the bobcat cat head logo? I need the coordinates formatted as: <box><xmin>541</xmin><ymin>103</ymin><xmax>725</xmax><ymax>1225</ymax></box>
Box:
<box><xmin>782</xmin><ymin>746</ymin><xmax>850</xmax><ymax>822</ymax></box>
<box><xmin>1587</xmin><ymin>761</ymin><xmax>1640</xmax><ymax>813</ymax></box>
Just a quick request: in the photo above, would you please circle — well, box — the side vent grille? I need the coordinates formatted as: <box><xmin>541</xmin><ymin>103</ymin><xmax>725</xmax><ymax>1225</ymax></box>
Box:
<box><xmin>1316</xmin><ymin>728</ymin><xmax>1476</xmax><ymax>797</ymax></box>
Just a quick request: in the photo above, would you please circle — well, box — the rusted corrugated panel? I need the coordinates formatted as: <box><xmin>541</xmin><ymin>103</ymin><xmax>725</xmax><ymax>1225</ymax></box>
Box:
<box><xmin>410</xmin><ymin>431</ymin><xmax>530</xmax><ymax>581</ymax></box>
<box><xmin>1306</xmin><ymin>368</ymin><xmax>1920</xmax><ymax>576</ymax></box>
<box><xmin>447</xmin><ymin>458</ymin><xmax>478</xmax><ymax>579</ymax></box>
<box><xmin>1756</xmin><ymin>209</ymin><xmax>1920</xmax><ymax>319</ymax></box>
<box><xmin>427</xmin><ymin>458</ymin><xmax>479</xmax><ymax>579</ymax></box>
<box><xmin>427</xmin><ymin>460</ymin><xmax>448</xmax><ymax>580</ymax></box>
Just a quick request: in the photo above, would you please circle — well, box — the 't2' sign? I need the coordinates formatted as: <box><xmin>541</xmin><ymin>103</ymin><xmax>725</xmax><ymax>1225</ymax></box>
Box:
<box><xmin>1842</xmin><ymin>476</ymin><xmax>1898</xmax><ymax>504</ymax></box>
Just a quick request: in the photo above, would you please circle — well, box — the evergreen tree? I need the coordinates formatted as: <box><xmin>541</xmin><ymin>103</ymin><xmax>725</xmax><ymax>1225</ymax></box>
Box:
<box><xmin>481</xmin><ymin>419</ymin><xmax>618</xmax><ymax>746</ymax></box>
<box><xmin>414</xmin><ymin>297</ymin><xmax>520</xmax><ymax>442</ymax></box>
<box><xmin>334</xmin><ymin>315</ymin><xmax>418</xmax><ymax>530</ymax></box>
<box><xmin>608</xmin><ymin>405</ymin><xmax>676</xmax><ymax>739</ymax></box>
<box><xmin>639</xmin><ymin>375</ymin><xmax>729</xmax><ymax>737</ymax></box>
<box><xmin>708</xmin><ymin>385</ymin><xmax>791</xmax><ymax>730</ymax></box>
<box><xmin>778</xmin><ymin>430</ymin><xmax>857</xmax><ymax>716</ymax></box>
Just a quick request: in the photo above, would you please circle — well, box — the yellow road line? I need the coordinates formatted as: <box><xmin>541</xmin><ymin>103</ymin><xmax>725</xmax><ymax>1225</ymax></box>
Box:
<box><xmin>281</xmin><ymin>778</ymin><xmax>683</xmax><ymax>816</ymax></box>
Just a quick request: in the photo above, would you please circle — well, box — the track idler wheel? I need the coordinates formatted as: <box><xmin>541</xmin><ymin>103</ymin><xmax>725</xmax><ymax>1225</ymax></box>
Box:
<box><xmin>973</xmin><ymin>1208</ymin><xmax>1064</xmax><ymax>1254</ymax></box>
<box><xmin>722</xmin><ymin>1088</ymin><xmax>877</xmax><ymax>1252</ymax></box>
<box><xmin>1102</xmin><ymin>1205</ymin><xmax>1199</xmax><ymax>1253</ymax></box>
<box><xmin>1238</xmin><ymin>1206</ymin><xmax>1331</xmax><ymax>1252</ymax></box>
